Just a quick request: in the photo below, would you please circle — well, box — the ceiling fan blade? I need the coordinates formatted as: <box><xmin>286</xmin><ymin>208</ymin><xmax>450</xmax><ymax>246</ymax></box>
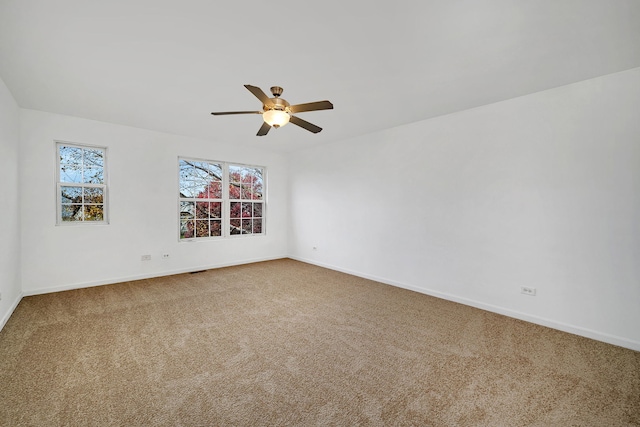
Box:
<box><xmin>257</xmin><ymin>121</ymin><xmax>271</xmax><ymax>136</ymax></box>
<box><xmin>289</xmin><ymin>100</ymin><xmax>333</xmax><ymax>114</ymax></box>
<box><xmin>244</xmin><ymin>85</ymin><xmax>274</xmax><ymax>107</ymax></box>
<box><xmin>289</xmin><ymin>115</ymin><xmax>322</xmax><ymax>133</ymax></box>
<box><xmin>211</xmin><ymin>111</ymin><xmax>262</xmax><ymax>115</ymax></box>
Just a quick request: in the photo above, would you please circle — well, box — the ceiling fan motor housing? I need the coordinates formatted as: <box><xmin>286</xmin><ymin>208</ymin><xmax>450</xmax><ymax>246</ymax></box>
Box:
<box><xmin>270</xmin><ymin>86</ymin><xmax>284</xmax><ymax>97</ymax></box>
<box><xmin>265</xmin><ymin>97</ymin><xmax>290</xmax><ymax>111</ymax></box>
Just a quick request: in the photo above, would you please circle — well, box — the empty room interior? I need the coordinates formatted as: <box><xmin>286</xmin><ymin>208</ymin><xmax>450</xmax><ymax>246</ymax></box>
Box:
<box><xmin>1</xmin><ymin>1</ymin><xmax>640</xmax><ymax>425</ymax></box>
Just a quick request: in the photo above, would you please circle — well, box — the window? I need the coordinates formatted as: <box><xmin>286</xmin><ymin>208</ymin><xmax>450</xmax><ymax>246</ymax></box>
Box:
<box><xmin>56</xmin><ymin>142</ymin><xmax>107</xmax><ymax>224</ymax></box>
<box><xmin>229</xmin><ymin>164</ymin><xmax>264</xmax><ymax>235</ymax></box>
<box><xmin>179</xmin><ymin>159</ymin><xmax>223</xmax><ymax>239</ymax></box>
<box><xmin>179</xmin><ymin>159</ymin><xmax>264</xmax><ymax>240</ymax></box>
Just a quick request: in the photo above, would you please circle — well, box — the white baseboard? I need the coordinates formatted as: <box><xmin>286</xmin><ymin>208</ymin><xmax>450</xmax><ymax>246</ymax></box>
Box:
<box><xmin>0</xmin><ymin>292</ymin><xmax>23</xmax><ymax>333</ymax></box>
<box><xmin>289</xmin><ymin>256</ymin><xmax>640</xmax><ymax>352</ymax></box>
<box><xmin>22</xmin><ymin>255</ymin><xmax>287</xmax><ymax>297</ymax></box>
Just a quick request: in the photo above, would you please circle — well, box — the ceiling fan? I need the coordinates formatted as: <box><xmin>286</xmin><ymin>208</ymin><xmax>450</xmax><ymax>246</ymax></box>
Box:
<box><xmin>211</xmin><ymin>85</ymin><xmax>333</xmax><ymax>136</ymax></box>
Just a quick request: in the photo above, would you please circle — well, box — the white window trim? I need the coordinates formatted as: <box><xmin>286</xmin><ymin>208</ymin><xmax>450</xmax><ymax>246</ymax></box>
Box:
<box><xmin>178</xmin><ymin>157</ymin><xmax>266</xmax><ymax>241</ymax></box>
<box><xmin>55</xmin><ymin>141</ymin><xmax>109</xmax><ymax>226</ymax></box>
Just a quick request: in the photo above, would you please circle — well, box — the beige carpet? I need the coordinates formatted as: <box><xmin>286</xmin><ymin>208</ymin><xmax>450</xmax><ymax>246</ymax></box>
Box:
<box><xmin>1</xmin><ymin>259</ymin><xmax>639</xmax><ymax>426</ymax></box>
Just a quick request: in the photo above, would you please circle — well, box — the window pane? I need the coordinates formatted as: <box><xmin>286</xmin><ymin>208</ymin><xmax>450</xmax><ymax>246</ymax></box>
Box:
<box><xmin>230</xmin><ymin>202</ymin><xmax>241</xmax><ymax>218</ymax></box>
<box><xmin>210</xmin><ymin>220</ymin><xmax>222</xmax><ymax>237</ymax></box>
<box><xmin>196</xmin><ymin>201</ymin><xmax>209</xmax><ymax>219</ymax></box>
<box><xmin>62</xmin><ymin>205</ymin><xmax>83</xmax><ymax>221</ymax></box>
<box><xmin>229</xmin><ymin>165</ymin><xmax>242</xmax><ymax>183</ymax></box>
<box><xmin>190</xmin><ymin>180</ymin><xmax>209</xmax><ymax>198</ymax></box>
<box><xmin>210</xmin><ymin>202</ymin><xmax>222</xmax><ymax>219</ymax></box>
<box><xmin>253</xmin><ymin>203</ymin><xmax>263</xmax><ymax>218</ymax></box>
<box><xmin>241</xmin><ymin>170</ymin><xmax>253</xmax><ymax>199</ymax></box>
<box><xmin>84</xmin><ymin>149</ymin><xmax>104</xmax><ymax>168</ymax></box>
<box><xmin>83</xmin><ymin>187</ymin><xmax>104</xmax><ymax>203</ymax></box>
<box><xmin>60</xmin><ymin>146</ymin><xmax>82</xmax><ymax>166</ymax></box>
<box><xmin>84</xmin><ymin>168</ymin><xmax>104</xmax><ymax>184</ymax></box>
<box><xmin>179</xmin><ymin>159</ymin><xmax>194</xmax><ymax>182</ymax></box>
<box><xmin>241</xmin><ymin>183</ymin><xmax>252</xmax><ymax>199</ymax></box>
<box><xmin>241</xmin><ymin>202</ymin><xmax>252</xmax><ymax>218</ymax></box>
<box><xmin>241</xmin><ymin>168</ymin><xmax>254</xmax><ymax>185</ymax></box>
<box><xmin>84</xmin><ymin>205</ymin><xmax>104</xmax><ymax>221</ymax></box>
<box><xmin>60</xmin><ymin>164</ymin><xmax>83</xmax><ymax>183</ymax></box>
<box><xmin>209</xmin><ymin>163</ymin><xmax>223</xmax><ymax>181</ymax></box>
<box><xmin>229</xmin><ymin>183</ymin><xmax>241</xmax><ymax>199</ymax></box>
<box><xmin>180</xmin><ymin>220</ymin><xmax>194</xmax><ymax>239</ymax></box>
<box><xmin>230</xmin><ymin>219</ymin><xmax>241</xmax><ymax>235</ymax></box>
<box><xmin>179</xmin><ymin>181</ymin><xmax>197</xmax><ymax>198</ymax></box>
<box><xmin>195</xmin><ymin>220</ymin><xmax>209</xmax><ymax>237</ymax></box>
<box><xmin>241</xmin><ymin>219</ymin><xmax>252</xmax><ymax>234</ymax></box>
<box><xmin>180</xmin><ymin>201</ymin><xmax>195</xmax><ymax>219</ymax></box>
<box><xmin>61</xmin><ymin>186</ymin><xmax>83</xmax><ymax>203</ymax></box>
<box><xmin>191</xmin><ymin>162</ymin><xmax>211</xmax><ymax>181</ymax></box>
<box><xmin>208</xmin><ymin>181</ymin><xmax>223</xmax><ymax>199</ymax></box>
<box><xmin>252</xmin><ymin>175</ymin><xmax>263</xmax><ymax>200</ymax></box>
<box><xmin>253</xmin><ymin>219</ymin><xmax>263</xmax><ymax>234</ymax></box>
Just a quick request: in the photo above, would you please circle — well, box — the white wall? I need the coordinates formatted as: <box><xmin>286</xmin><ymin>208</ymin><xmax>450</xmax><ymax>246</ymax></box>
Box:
<box><xmin>289</xmin><ymin>67</ymin><xmax>640</xmax><ymax>351</ymax></box>
<box><xmin>19</xmin><ymin>110</ymin><xmax>288</xmax><ymax>294</ymax></box>
<box><xmin>0</xmin><ymin>76</ymin><xmax>22</xmax><ymax>329</ymax></box>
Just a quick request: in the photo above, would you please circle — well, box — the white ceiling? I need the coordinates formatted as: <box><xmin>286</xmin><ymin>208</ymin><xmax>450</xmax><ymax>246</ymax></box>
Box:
<box><xmin>1</xmin><ymin>0</ymin><xmax>639</xmax><ymax>152</ymax></box>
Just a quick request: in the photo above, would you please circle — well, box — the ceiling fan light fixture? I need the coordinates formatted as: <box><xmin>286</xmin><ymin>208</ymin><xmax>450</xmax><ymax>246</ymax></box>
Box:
<box><xmin>263</xmin><ymin>109</ymin><xmax>290</xmax><ymax>128</ymax></box>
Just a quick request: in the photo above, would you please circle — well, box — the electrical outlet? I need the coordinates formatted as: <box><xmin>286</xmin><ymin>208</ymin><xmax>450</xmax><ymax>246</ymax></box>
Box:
<box><xmin>141</xmin><ymin>254</ymin><xmax>151</xmax><ymax>261</ymax></box>
<box><xmin>162</xmin><ymin>254</ymin><xmax>170</xmax><ymax>259</ymax></box>
<box><xmin>521</xmin><ymin>286</ymin><xmax>536</xmax><ymax>296</ymax></box>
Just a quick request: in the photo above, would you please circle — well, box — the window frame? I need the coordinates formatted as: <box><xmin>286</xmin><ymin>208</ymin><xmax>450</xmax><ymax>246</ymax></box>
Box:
<box><xmin>178</xmin><ymin>157</ymin><xmax>266</xmax><ymax>241</ymax></box>
<box><xmin>55</xmin><ymin>141</ymin><xmax>109</xmax><ymax>226</ymax></box>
